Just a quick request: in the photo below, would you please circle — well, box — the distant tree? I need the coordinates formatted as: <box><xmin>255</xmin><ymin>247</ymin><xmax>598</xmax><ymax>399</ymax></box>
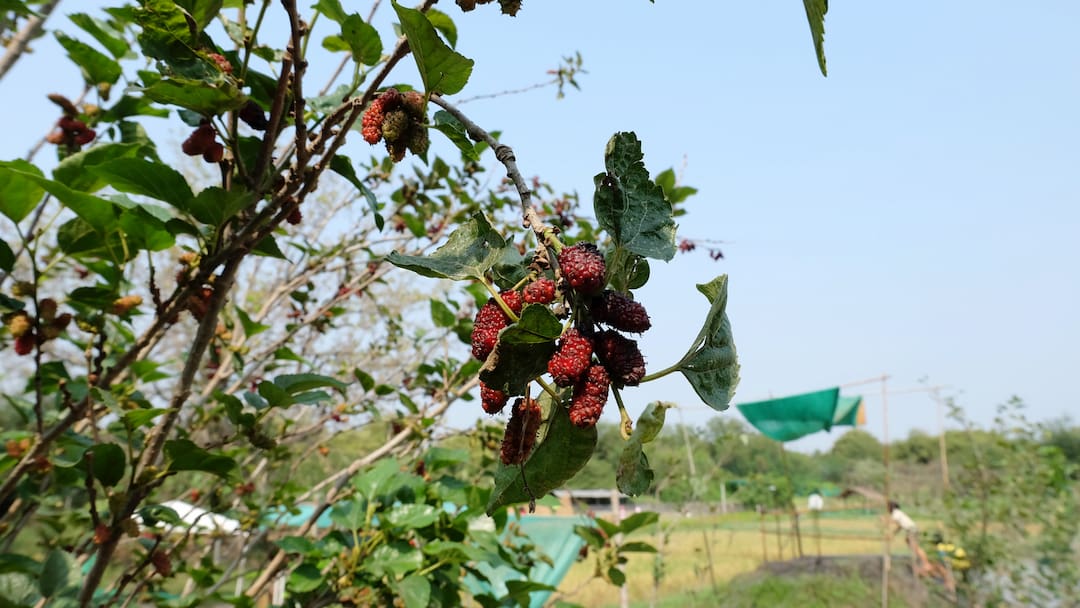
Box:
<box><xmin>829</xmin><ymin>428</ymin><xmax>882</xmax><ymax>462</ymax></box>
<box><xmin>893</xmin><ymin>428</ymin><xmax>937</xmax><ymax>465</ymax></box>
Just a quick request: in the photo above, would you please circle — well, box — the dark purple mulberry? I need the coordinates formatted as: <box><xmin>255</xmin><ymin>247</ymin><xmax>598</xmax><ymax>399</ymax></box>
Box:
<box><xmin>500</xmin><ymin>397</ymin><xmax>542</xmax><ymax>465</ymax></box>
<box><xmin>594</xmin><ymin>329</ymin><xmax>646</xmax><ymax>387</ymax></box>
<box><xmin>592</xmin><ymin>290</ymin><xmax>651</xmax><ymax>333</ymax></box>
<box><xmin>480</xmin><ymin>382</ymin><xmax>509</xmax><ymax>414</ymax></box>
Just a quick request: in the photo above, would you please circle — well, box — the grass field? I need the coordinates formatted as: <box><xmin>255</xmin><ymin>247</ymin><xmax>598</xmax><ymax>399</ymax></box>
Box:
<box><xmin>551</xmin><ymin>510</ymin><xmax>912</xmax><ymax>607</ymax></box>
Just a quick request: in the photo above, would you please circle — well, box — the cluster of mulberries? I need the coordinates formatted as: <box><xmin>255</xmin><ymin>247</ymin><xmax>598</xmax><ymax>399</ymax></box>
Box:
<box><xmin>360</xmin><ymin>88</ymin><xmax>429</xmax><ymax>162</ymax></box>
<box><xmin>45</xmin><ymin>116</ymin><xmax>96</xmax><ymax>148</ymax></box>
<box><xmin>470</xmin><ymin>290</ymin><xmax>523</xmax><ymax>361</ymax></box>
<box><xmin>500</xmin><ymin>397</ymin><xmax>542</xmax><ymax>465</ymax></box>
<box><xmin>181</xmin><ymin>121</ymin><xmax>224</xmax><ymax>163</ymax></box>
<box><xmin>3</xmin><ymin>298</ymin><xmax>72</xmax><ymax>356</ymax></box>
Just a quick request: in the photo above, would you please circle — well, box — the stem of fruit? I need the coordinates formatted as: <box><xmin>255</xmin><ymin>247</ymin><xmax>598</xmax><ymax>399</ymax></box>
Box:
<box><xmin>480</xmin><ymin>278</ymin><xmax>520</xmax><ymax>322</ymax></box>
<box><xmin>639</xmin><ymin>361</ymin><xmax>681</xmax><ymax>384</ymax></box>
<box><xmin>535</xmin><ymin>378</ymin><xmax>561</xmax><ymax>404</ymax></box>
<box><xmin>613</xmin><ymin>388</ymin><xmax>633</xmax><ymax>440</ymax></box>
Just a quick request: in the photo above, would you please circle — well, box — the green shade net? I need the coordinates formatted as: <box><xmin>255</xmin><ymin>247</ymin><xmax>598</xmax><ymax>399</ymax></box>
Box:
<box><xmin>737</xmin><ymin>387</ymin><xmax>863</xmax><ymax>442</ymax></box>
<box><xmin>465</xmin><ymin>515</ymin><xmax>587</xmax><ymax>607</ymax></box>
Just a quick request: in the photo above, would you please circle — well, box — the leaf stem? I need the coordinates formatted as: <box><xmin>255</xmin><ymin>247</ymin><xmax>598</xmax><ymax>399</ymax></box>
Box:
<box><xmin>638</xmin><ymin>361</ymin><xmax>682</xmax><ymax>384</ymax></box>
<box><xmin>613</xmin><ymin>388</ymin><xmax>632</xmax><ymax>440</ymax></box>
<box><xmin>479</xmin><ymin>278</ymin><xmax>519</xmax><ymax>322</ymax></box>
<box><xmin>535</xmin><ymin>378</ymin><xmax>561</xmax><ymax>404</ymax></box>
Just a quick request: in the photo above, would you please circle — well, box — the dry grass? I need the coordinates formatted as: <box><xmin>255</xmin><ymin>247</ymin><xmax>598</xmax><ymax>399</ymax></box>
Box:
<box><xmin>552</xmin><ymin>511</ymin><xmax>897</xmax><ymax>608</ymax></box>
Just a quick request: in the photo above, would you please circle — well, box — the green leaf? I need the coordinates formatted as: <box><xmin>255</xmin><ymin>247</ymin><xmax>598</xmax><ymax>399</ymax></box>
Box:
<box><xmin>164</xmin><ymin>439</ymin><xmax>237</xmax><ymax>478</ymax></box>
<box><xmin>287</xmin><ymin>563</ymin><xmax>323</xmax><ymax>593</ymax></box>
<box><xmin>175</xmin><ymin>0</ymin><xmax>223</xmax><ymax>31</ymax></box>
<box><xmin>384</xmin><ymin>504</ymin><xmax>438</xmax><ymax>529</ymax></box>
<box><xmin>121</xmin><ymin>407</ymin><xmax>173</xmax><ymax>430</ymax></box>
<box><xmin>236</xmin><ymin>306</ymin><xmax>269</xmax><ymax>337</ymax></box>
<box><xmin>189</xmin><ymin>186</ymin><xmax>251</xmax><ymax>226</ymax></box>
<box><xmin>253</xmin><ymin>234</ymin><xmax>287</xmax><ymax>259</ymax></box>
<box><xmin>617</xmin><ymin>510</ymin><xmax>659</xmax><ymax>535</ymax></box>
<box><xmin>353</xmin><ymin>458</ymin><xmax>401</xmax><ymax>501</ymax></box>
<box><xmin>392</xmin><ymin>1</ymin><xmax>474</xmax><ymax>95</ymax></box>
<box><xmin>487</xmin><ymin>393</ymin><xmax>597</xmax><ymax>514</ymax></box>
<box><xmin>574</xmin><ymin>525</ymin><xmax>606</xmax><ymax>549</ymax></box>
<box><xmin>329</xmin><ymin>155</ymin><xmax>382</xmax><ymax>230</ymax></box>
<box><xmin>396</xmin><ymin>575</ymin><xmax>431</xmax><ymax>608</ymax></box>
<box><xmin>55</xmin><ymin>32</ymin><xmax>122</xmax><ymax>86</ymax></box>
<box><xmin>53</xmin><ymin>143</ymin><xmax>145</xmax><ymax>192</ymax></box>
<box><xmin>143</xmin><ymin>77</ymin><xmax>246</xmax><ymax>115</ymax></box>
<box><xmin>421</xmin><ymin>539</ymin><xmax>485</xmax><ymax>562</ymax></box>
<box><xmin>386</xmin><ymin>212</ymin><xmax>506</xmax><ymax>280</ymax></box>
<box><xmin>90</xmin><ymin>158</ymin><xmax>194</xmax><ymax>212</ymax></box>
<box><xmin>273</xmin><ymin>373</ymin><xmax>349</xmax><ymax>395</ymax></box>
<box><xmin>2</xmin><ymin>167</ymin><xmax>114</xmax><ymax>230</ymax></box>
<box><xmin>330</xmin><ymin>500</ymin><xmax>367</xmax><ymax>530</ymax></box>
<box><xmin>676</xmin><ymin>276</ymin><xmax>740</xmax><ymax>411</ymax></box>
<box><xmin>654</xmin><ymin>168</ymin><xmax>697</xmax><ymax>207</ymax></box>
<box><xmin>275</xmin><ymin>536</ymin><xmax>317</xmax><ymax>554</ymax></box>
<box><xmin>593</xmin><ymin>132</ymin><xmax>677</xmax><ymax>261</ymax></box>
<box><xmin>83</xmin><ymin>443</ymin><xmax>126</xmax><ymax>488</ymax></box>
<box><xmin>616</xmin><ymin>402</ymin><xmax>671</xmax><ymax>496</ymax></box>
<box><xmin>430</xmin><ymin>299</ymin><xmax>455</xmax><ymax>328</ymax></box>
<box><xmin>353</xmin><ymin>368</ymin><xmax>375</xmax><ymax>392</ymax></box>
<box><xmin>39</xmin><ymin>549</ymin><xmax>75</xmax><ymax>597</ymax></box>
<box><xmin>431</xmin><ymin>110</ymin><xmax>479</xmax><ymax>161</ymax></box>
<box><xmin>0</xmin><ymin>239</ymin><xmax>13</xmax><ymax>272</ymax></box>
<box><xmin>802</xmin><ymin>0</ymin><xmax>828</xmax><ymax>77</ymax></box>
<box><xmin>257</xmin><ymin>381</ymin><xmax>294</xmax><ymax>408</ymax></box>
<box><xmin>478</xmin><ymin>304</ymin><xmax>561</xmax><ymax>395</ymax></box>
<box><xmin>69</xmin><ymin>13</ymin><xmax>129</xmax><ymax>58</ymax></box>
<box><xmin>425</xmin><ymin>9</ymin><xmax>457</xmax><ymax>48</ymax></box>
<box><xmin>340</xmin><ymin>14</ymin><xmax>382</xmax><ymax>65</ymax></box>
<box><xmin>363</xmin><ymin>542</ymin><xmax>422</xmax><ymax>578</ymax></box>
<box><xmin>313</xmin><ymin>0</ymin><xmax>346</xmax><ymax>23</ymax></box>
<box><xmin>0</xmin><ymin>160</ymin><xmax>45</xmax><ymax>222</ymax></box>
<box><xmin>619</xmin><ymin>541</ymin><xmax>657</xmax><ymax>553</ymax></box>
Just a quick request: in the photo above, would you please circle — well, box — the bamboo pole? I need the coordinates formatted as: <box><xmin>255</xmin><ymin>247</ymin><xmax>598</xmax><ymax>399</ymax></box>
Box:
<box><xmin>759</xmin><ymin>509</ymin><xmax>769</xmax><ymax>563</ymax></box>
<box><xmin>881</xmin><ymin>374</ymin><xmax>892</xmax><ymax>608</ymax></box>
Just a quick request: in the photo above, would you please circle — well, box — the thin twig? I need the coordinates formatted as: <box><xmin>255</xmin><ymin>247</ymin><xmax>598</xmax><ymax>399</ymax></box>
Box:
<box><xmin>0</xmin><ymin>0</ymin><xmax>62</xmax><ymax>82</ymax></box>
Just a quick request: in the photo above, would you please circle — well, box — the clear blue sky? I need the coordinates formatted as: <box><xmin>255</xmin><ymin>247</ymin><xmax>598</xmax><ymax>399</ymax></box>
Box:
<box><xmin>4</xmin><ymin>2</ymin><xmax>1078</xmax><ymax>452</ymax></box>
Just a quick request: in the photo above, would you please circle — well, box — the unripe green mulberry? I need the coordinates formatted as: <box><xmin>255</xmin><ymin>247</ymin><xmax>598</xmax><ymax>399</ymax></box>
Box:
<box><xmin>381</xmin><ymin>109</ymin><xmax>409</xmax><ymax>143</ymax></box>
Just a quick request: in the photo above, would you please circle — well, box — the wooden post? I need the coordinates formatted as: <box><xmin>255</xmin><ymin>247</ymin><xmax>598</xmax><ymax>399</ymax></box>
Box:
<box><xmin>774</xmin><ymin>512</ymin><xmax>783</xmax><ymax>561</ymax></box>
<box><xmin>759</xmin><ymin>508</ymin><xmax>769</xmax><ymax>563</ymax></box>
<box><xmin>813</xmin><ymin>509</ymin><xmax>822</xmax><ymax>559</ymax></box>
<box><xmin>932</xmin><ymin>388</ymin><xmax>950</xmax><ymax>491</ymax></box>
<box><xmin>701</xmin><ymin>530</ymin><xmax>718</xmax><ymax>592</ymax></box>
<box><xmin>793</xmin><ymin>510</ymin><xmax>804</xmax><ymax>558</ymax></box>
<box><xmin>881</xmin><ymin>374</ymin><xmax>892</xmax><ymax>608</ymax></box>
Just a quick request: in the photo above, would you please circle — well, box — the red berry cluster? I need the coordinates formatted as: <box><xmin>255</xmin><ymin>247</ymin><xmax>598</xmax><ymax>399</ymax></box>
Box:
<box><xmin>360</xmin><ymin>88</ymin><xmax>430</xmax><ymax>163</ymax></box>
<box><xmin>182</xmin><ymin>121</ymin><xmax>224</xmax><ymax>163</ymax></box>
<box><xmin>4</xmin><ymin>298</ymin><xmax>72</xmax><ymax>356</ymax></box>
<box><xmin>500</xmin><ymin>397</ymin><xmax>541</xmax><ymax>465</ymax></box>
<box><xmin>45</xmin><ymin>116</ymin><xmax>96</xmax><ymax>148</ymax></box>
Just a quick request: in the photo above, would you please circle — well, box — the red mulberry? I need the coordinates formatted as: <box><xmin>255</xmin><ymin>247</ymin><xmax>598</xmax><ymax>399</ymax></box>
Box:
<box><xmin>500</xmin><ymin>290</ymin><xmax>524</xmax><ymax>315</ymax></box>
<box><xmin>361</xmin><ymin>89</ymin><xmax>401</xmax><ymax>144</ymax></box>
<box><xmin>14</xmin><ymin>333</ymin><xmax>34</xmax><ymax>356</ymax></box>
<box><xmin>547</xmin><ymin>329</ymin><xmax>593</xmax><ymax>387</ymax></box>
<box><xmin>594</xmin><ymin>329</ymin><xmax>646</xmax><ymax>387</ymax></box>
<box><xmin>558</xmin><ymin>243</ymin><xmax>606</xmax><ymax>294</ymax></box>
<box><xmin>500</xmin><ymin>397</ymin><xmax>542</xmax><ymax>465</ymax></box>
<box><xmin>470</xmin><ymin>298</ymin><xmax>509</xmax><ymax>361</ymax></box>
<box><xmin>480</xmin><ymin>382</ymin><xmax>509</xmax><ymax>414</ymax></box>
<box><xmin>523</xmin><ymin>278</ymin><xmax>556</xmax><ymax>304</ymax></box>
<box><xmin>592</xmin><ymin>290</ymin><xmax>651</xmax><ymax>333</ymax></box>
<box><xmin>569</xmin><ymin>364</ymin><xmax>610</xmax><ymax>428</ymax></box>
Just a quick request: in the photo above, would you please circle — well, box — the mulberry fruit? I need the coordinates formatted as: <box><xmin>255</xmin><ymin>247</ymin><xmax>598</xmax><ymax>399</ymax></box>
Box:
<box><xmin>402</xmin><ymin>90</ymin><xmax>426</xmax><ymax>119</ymax></box>
<box><xmin>547</xmin><ymin>329</ymin><xmax>593</xmax><ymax>387</ymax></box>
<box><xmin>523</xmin><ymin>278</ymin><xmax>556</xmax><ymax>304</ymax></box>
<box><xmin>14</xmin><ymin>333</ymin><xmax>34</xmax><ymax>356</ymax></box>
<box><xmin>500</xmin><ymin>290</ymin><xmax>524</xmax><ymax>315</ymax></box>
<box><xmin>361</xmin><ymin>89</ymin><xmax>401</xmax><ymax>144</ymax></box>
<box><xmin>406</xmin><ymin>125</ymin><xmax>430</xmax><ymax>156</ymax></box>
<box><xmin>182</xmin><ymin>123</ymin><xmax>216</xmax><ymax>156</ymax></box>
<box><xmin>6</xmin><ymin>312</ymin><xmax>31</xmax><ymax>338</ymax></box>
<box><xmin>594</xmin><ymin>329</ymin><xmax>646</xmax><ymax>387</ymax></box>
<box><xmin>381</xmin><ymin>109</ymin><xmax>409</xmax><ymax>143</ymax></box>
<box><xmin>471</xmin><ymin>298</ymin><xmax>509</xmax><ymax>361</ymax></box>
<box><xmin>480</xmin><ymin>382</ymin><xmax>509</xmax><ymax>414</ymax></box>
<box><xmin>500</xmin><ymin>397</ymin><xmax>542</xmax><ymax>465</ymax></box>
<box><xmin>558</xmin><ymin>243</ymin><xmax>606</xmax><ymax>294</ymax></box>
<box><xmin>569</xmin><ymin>364</ymin><xmax>610</xmax><ymax>428</ymax></box>
<box><xmin>592</xmin><ymin>290</ymin><xmax>651</xmax><ymax>333</ymax></box>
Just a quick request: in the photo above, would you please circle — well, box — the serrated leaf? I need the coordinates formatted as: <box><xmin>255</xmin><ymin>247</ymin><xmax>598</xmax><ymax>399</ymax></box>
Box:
<box><xmin>90</xmin><ymin>158</ymin><xmax>194</xmax><ymax>212</ymax></box>
<box><xmin>593</xmin><ymin>132</ymin><xmax>677</xmax><ymax>261</ymax></box>
<box><xmin>189</xmin><ymin>186</ymin><xmax>251</xmax><ymax>226</ymax></box>
<box><xmin>69</xmin><ymin>13</ymin><xmax>129</xmax><ymax>58</ymax></box>
<box><xmin>384</xmin><ymin>504</ymin><xmax>437</xmax><ymax>529</ymax></box>
<box><xmin>53</xmin><ymin>142</ymin><xmax>145</xmax><ymax>193</ymax></box>
<box><xmin>83</xmin><ymin>442</ymin><xmax>126</xmax><ymax>487</ymax></box>
<box><xmin>676</xmin><ymin>275</ymin><xmax>739</xmax><ymax>411</ymax></box>
<box><xmin>56</xmin><ymin>32</ymin><xmax>122</xmax><ymax>86</ymax></box>
<box><xmin>340</xmin><ymin>14</ymin><xmax>382</xmax><ymax>65</ymax></box>
<box><xmin>2</xmin><ymin>167</ymin><xmax>114</xmax><ymax>230</ymax></box>
<box><xmin>39</xmin><ymin>549</ymin><xmax>75</xmax><ymax>597</ymax></box>
<box><xmin>397</xmin><ymin>575</ymin><xmax>431</xmax><ymax>608</ymax></box>
<box><xmin>422</xmin><ymin>539</ymin><xmax>484</xmax><ymax>562</ymax></box>
<box><xmin>431</xmin><ymin>110</ymin><xmax>479</xmax><ymax>161</ymax></box>
<box><xmin>143</xmin><ymin>77</ymin><xmax>246</xmax><ymax>115</ymax></box>
<box><xmin>363</xmin><ymin>542</ymin><xmax>422</xmax><ymax>578</ymax></box>
<box><xmin>574</xmin><ymin>525</ymin><xmax>606</xmax><ymax>549</ymax></box>
<box><xmin>330</xmin><ymin>155</ymin><xmax>382</xmax><ymax>229</ymax></box>
<box><xmin>802</xmin><ymin>0</ymin><xmax>828</xmax><ymax>77</ymax></box>
<box><xmin>487</xmin><ymin>395</ymin><xmax>597</xmax><ymax>514</ymax></box>
<box><xmin>616</xmin><ymin>402</ymin><xmax>671</xmax><ymax>496</ymax></box>
<box><xmin>236</xmin><ymin>306</ymin><xmax>269</xmax><ymax>338</ymax></box>
<box><xmin>392</xmin><ymin>1</ymin><xmax>473</xmax><ymax>95</ymax></box>
<box><xmin>478</xmin><ymin>304</ymin><xmax>561</xmax><ymax>395</ymax></box>
<box><xmin>0</xmin><ymin>160</ymin><xmax>45</xmax><ymax>222</ymax></box>
<box><xmin>164</xmin><ymin>439</ymin><xmax>237</xmax><ymax>478</ymax></box>
<box><xmin>386</xmin><ymin>212</ymin><xmax>506</xmax><ymax>280</ymax></box>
